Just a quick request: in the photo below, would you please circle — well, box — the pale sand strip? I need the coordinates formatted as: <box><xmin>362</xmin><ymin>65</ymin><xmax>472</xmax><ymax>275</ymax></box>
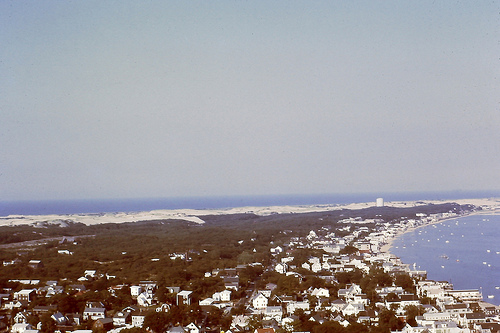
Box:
<box><xmin>1</xmin><ymin>197</ymin><xmax>499</xmax><ymax>227</ymax></box>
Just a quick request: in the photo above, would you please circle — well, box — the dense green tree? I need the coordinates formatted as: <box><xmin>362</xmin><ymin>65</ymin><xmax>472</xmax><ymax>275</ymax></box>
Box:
<box><xmin>56</xmin><ymin>294</ymin><xmax>79</xmax><ymax>314</ymax></box>
<box><xmin>40</xmin><ymin>313</ymin><xmax>56</xmax><ymax>333</ymax></box>
<box><xmin>339</xmin><ymin>245</ymin><xmax>358</xmax><ymax>255</ymax></box>
<box><xmin>404</xmin><ymin>305</ymin><xmax>424</xmax><ymax>327</ymax></box>
<box><xmin>143</xmin><ymin>311</ymin><xmax>168</xmax><ymax>333</ymax></box>
<box><xmin>377</xmin><ymin>308</ymin><xmax>404</xmax><ymax>332</ymax></box>
<box><xmin>312</xmin><ymin>321</ymin><xmax>345</xmax><ymax>333</ymax></box>
<box><xmin>394</xmin><ymin>274</ymin><xmax>415</xmax><ymax>292</ymax></box>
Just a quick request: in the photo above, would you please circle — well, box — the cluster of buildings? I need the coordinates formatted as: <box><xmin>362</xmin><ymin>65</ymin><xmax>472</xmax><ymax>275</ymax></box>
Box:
<box><xmin>1</xmin><ymin>209</ymin><xmax>499</xmax><ymax>333</ymax></box>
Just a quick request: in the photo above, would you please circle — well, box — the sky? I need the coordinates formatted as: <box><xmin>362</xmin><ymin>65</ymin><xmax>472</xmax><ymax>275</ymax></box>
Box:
<box><xmin>1</xmin><ymin>1</ymin><xmax>499</xmax><ymax>201</ymax></box>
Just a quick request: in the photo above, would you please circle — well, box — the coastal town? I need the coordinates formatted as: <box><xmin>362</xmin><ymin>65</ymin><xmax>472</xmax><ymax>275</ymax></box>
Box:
<box><xmin>1</xmin><ymin>201</ymin><xmax>500</xmax><ymax>333</ymax></box>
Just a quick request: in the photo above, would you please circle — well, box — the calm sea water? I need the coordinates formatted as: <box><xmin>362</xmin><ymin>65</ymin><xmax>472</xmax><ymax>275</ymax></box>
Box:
<box><xmin>391</xmin><ymin>214</ymin><xmax>500</xmax><ymax>305</ymax></box>
<box><xmin>0</xmin><ymin>190</ymin><xmax>498</xmax><ymax>216</ymax></box>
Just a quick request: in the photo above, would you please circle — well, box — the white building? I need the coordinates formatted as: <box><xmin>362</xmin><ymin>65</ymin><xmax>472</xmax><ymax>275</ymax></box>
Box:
<box><xmin>252</xmin><ymin>293</ymin><xmax>268</xmax><ymax>309</ymax></box>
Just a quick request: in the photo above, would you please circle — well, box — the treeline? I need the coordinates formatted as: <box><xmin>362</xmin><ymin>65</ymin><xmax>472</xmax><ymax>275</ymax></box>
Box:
<box><xmin>0</xmin><ymin>203</ymin><xmax>471</xmax><ymax>285</ymax></box>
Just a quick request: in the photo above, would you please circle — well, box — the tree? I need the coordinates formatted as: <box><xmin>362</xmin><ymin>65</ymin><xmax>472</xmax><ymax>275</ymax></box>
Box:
<box><xmin>57</xmin><ymin>294</ymin><xmax>78</xmax><ymax>314</ymax></box>
<box><xmin>404</xmin><ymin>305</ymin><xmax>424</xmax><ymax>327</ymax></box>
<box><xmin>247</xmin><ymin>314</ymin><xmax>263</xmax><ymax>331</ymax></box>
<box><xmin>312</xmin><ymin>321</ymin><xmax>345</xmax><ymax>333</ymax></box>
<box><xmin>143</xmin><ymin>311</ymin><xmax>168</xmax><ymax>333</ymax></box>
<box><xmin>377</xmin><ymin>308</ymin><xmax>404</xmax><ymax>332</ymax></box>
<box><xmin>394</xmin><ymin>274</ymin><xmax>415</xmax><ymax>292</ymax></box>
<box><xmin>339</xmin><ymin>245</ymin><xmax>358</xmax><ymax>255</ymax></box>
<box><xmin>40</xmin><ymin>313</ymin><xmax>56</xmax><ymax>333</ymax></box>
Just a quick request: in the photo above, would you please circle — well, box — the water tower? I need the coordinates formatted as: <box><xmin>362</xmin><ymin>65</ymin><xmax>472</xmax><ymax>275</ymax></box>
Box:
<box><xmin>376</xmin><ymin>197</ymin><xmax>384</xmax><ymax>207</ymax></box>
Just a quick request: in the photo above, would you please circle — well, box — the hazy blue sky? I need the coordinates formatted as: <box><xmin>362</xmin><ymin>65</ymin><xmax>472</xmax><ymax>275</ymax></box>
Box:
<box><xmin>1</xmin><ymin>1</ymin><xmax>499</xmax><ymax>201</ymax></box>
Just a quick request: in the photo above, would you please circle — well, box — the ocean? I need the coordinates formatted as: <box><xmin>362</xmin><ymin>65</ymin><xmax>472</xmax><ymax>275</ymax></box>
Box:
<box><xmin>391</xmin><ymin>214</ymin><xmax>500</xmax><ymax>305</ymax></box>
<box><xmin>1</xmin><ymin>190</ymin><xmax>498</xmax><ymax>217</ymax></box>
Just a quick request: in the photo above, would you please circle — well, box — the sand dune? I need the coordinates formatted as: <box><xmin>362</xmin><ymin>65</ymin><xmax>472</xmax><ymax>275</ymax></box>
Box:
<box><xmin>1</xmin><ymin>197</ymin><xmax>499</xmax><ymax>227</ymax></box>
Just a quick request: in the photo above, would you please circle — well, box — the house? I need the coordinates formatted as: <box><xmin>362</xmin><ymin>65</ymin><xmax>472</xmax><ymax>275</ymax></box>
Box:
<box><xmin>311</xmin><ymin>288</ymin><xmax>329</xmax><ymax>298</ymax></box>
<box><xmin>264</xmin><ymin>306</ymin><xmax>283</xmax><ymax>321</ymax></box>
<box><xmin>113</xmin><ymin>311</ymin><xmax>131</xmax><ymax>326</ymax></box>
<box><xmin>168</xmin><ymin>326</ymin><xmax>186</xmax><ymax>333</ymax></box>
<box><xmin>28</xmin><ymin>260</ymin><xmax>43</xmax><ymax>269</ymax></box>
<box><xmin>14</xmin><ymin>312</ymin><xmax>29</xmax><ymax>324</ymax></box>
<box><xmin>177</xmin><ymin>290</ymin><xmax>193</xmax><ymax>306</ymax></box>
<box><xmin>224</xmin><ymin>276</ymin><xmax>240</xmax><ymax>291</ymax></box>
<box><xmin>311</xmin><ymin>262</ymin><xmax>322</xmax><ymax>273</ymax></box>
<box><xmin>130</xmin><ymin>285</ymin><xmax>142</xmax><ymax>297</ymax></box>
<box><xmin>83</xmin><ymin>302</ymin><xmax>106</xmax><ymax>320</ymax></box>
<box><xmin>330</xmin><ymin>299</ymin><xmax>347</xmax><ymax>312</ymax></box>
<box><xmin>199</xmin><ymin>298</ymin><xmax>214</xmax><ymax>306</ymax></box>
<box><xmin>14</xmin><ymin>289</ymin><xmax>36</xmax><ymax>302</ymax></box>
<box><xmin>286</xmin><ymin>301</ymin><xmax>309</xmax><ymax>315</ymax></box>
<box><xmin>185</xmin><ymin>322</ymin><xmax>200</xmax><ymax>333</ymax></box>
<box><xmin>132</xmin><ymin>311</ymin><xmax>146</xmax><ymax>327</ymax></box>
<box><xmin>51</xmin><ymin>312</ymin><xmax>67</xmax><ymax>325</ymax></box>
<box><xmin>32</xmin><ymin>305</ymin><xmax>57</xmax><ymax>315</ymax></box>
<box><xmin>11</xmin><ymin>323</ymin><xmax>33</xmax><ymax>333</ymax></box>
<box><xmin>258</xmin><ymin>290</ymin><xmax>272</xmax><ymax>298</ymax></box>
<box><xmin>275</xmin><ymin>263</ymin><xmax>287</xmax><ymax>274</ymax></box>
<box><xmin>338</xmin><ymin>284</ymin><xmax>362</xmax><ymax>300</ymax></box>
<box><xmin>137</xmin><ymin>292</ymin><xmax>153</xmax><ymax>307</ymax></box>
<box><xmin>252</xmin><ymin>293</ymin><xmax>268</xmax><ymax>309</ymax></box>
<box><xmin>84</xmin><ymin>270</ymin><xmax>97</xmax><ymax>278</ymax></box>
<box><xmin>66</xmin><ymin>313</ymin><xmax>82</xmax><ymax>326</ymax></box>
<box><xmin>68</xmin><ymin>284</ymin><xmax>86</xmax><ymax>293</ymax></box>
<box><xmin>92</xmin><ymin>318</ymin><xmax>113</xmax><ymax>332</ymax></box>
<box><xmin>212</xmin><ymin>289</ymin><xmax>231</xmax><ymax>302</ymax></box>
<box><xmin>342</xmin><ymin>303</ymin><xmax>365</xmax><ymax>316</ymax></box>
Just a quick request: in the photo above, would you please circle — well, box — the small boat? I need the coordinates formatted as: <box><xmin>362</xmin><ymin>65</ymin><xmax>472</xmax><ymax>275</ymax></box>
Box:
<box><xmin>488</xmin><ymin>295</ymin><xmax>495</xmax><ymax>299</ymax></box>
<box><xmin>441</xmin><ymin>265</ymin><xmax>445</xmax><ymax>268</ymax></box>
<box><xmin>487</xmin><ymin>250</ymin><xmax>491</xmax><ymax>253</ymax></box>
<box><xmin>483</xmin><ymin>262</ymin><xmax>488</xmax><ymax>265</ymax></box>
<box><xmin>495</xmin><ymin>286</ymin><xmax>499</xmax><ymax>289</ymax></box>
<box><xmin>445</xmin><ymin>240</ymin><xmax>450</xmax><ymax>243</ymax></box>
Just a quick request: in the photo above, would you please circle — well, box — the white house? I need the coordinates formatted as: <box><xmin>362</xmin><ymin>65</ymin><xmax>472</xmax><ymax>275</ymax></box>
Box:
<box><xmin>275</xmin><ymin>263</ymin><xmax>287</xmax><ymax>274</ymax></box>
<box><xmin>83</xmin><ymin>307</ymin><xmax>105</xmax><ymax>321</ymax></box>
<box><xmin>311</xmin><ymin>288</ymin><xmax>329</xmax><ymax>298</ymax></box>
<box><xmin>286</xmin><ymin>301</ymin><xmax>309</xmax><ymax>315</ymax></box>
<box><xmin>311</xmin><ymin>262</ymin><xmax>322</xmax><ymax>273</ymax></box>
<box><xmin>213</xmin><ymin>289</ymin><xmax>231</xmax><ymax>302</ymax></box>
<box><xmin>185</xmin><ymin>322</ymin><xmax>200</xmax><ymax>333</ymax></box>
<box><xmin>137</xmin><ymin>292</ymin><xmax>153</xmax><ymax>307</ymax></box>
<box><xmin>199</xmin><ymin>298</ymin><xmax>214</xmax><ymax>306</ymax></box>
<box><xmin>264</xmin><ymin>306</ymin><xmax>283</xmax><ymax>321</ymax></box>
<box><xmin>252</xmin><ymin>293</ymin><xmax>268</xmax><ymax>309</ymax></box>
<box><xmin>130</xmin><ymin>286</ymin><xmax>142</xmax><ymax>297</ymax></box>
<box><xmin>342</xmin><ymin>303</ymin><xmax>365</xmax><ymax>316</ymax></box>
<box><xmin>11</xmin><ymin>323</ymin><xmax>33</xmax><ymax>333</ymax></box>
<box><xmin>132</xmin><ymin>311</ymin><xmax>146</xmax><ymax>327</ymax></box>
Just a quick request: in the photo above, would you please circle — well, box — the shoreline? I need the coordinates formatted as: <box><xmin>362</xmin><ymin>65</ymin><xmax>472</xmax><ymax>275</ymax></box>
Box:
<box><xmin>379</xmin><ymin>208</ymin><xmax>500</xmax><ymax>254</ymax></box>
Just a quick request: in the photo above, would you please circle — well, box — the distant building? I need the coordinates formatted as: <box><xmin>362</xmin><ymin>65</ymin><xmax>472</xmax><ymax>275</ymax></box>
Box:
<box><xmin>376</xmin><ymin>198</ymin><xmax>384</xmax><ymax>207</ymax></box>
<box><xmin>177</xmin><ymin>290</ymin><xmax>192</xmax><ymax>306</ymax></box>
